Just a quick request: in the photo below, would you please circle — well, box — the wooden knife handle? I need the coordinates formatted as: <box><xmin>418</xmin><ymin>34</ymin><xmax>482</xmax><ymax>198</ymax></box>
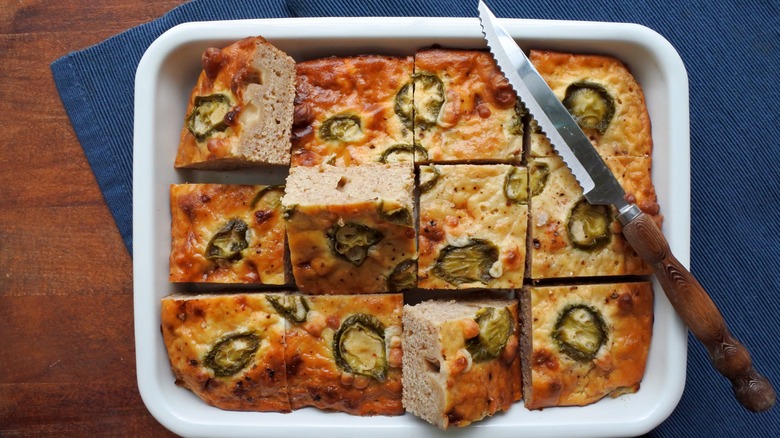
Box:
<box><xmin>622</xmin><ymin>212</ymin><xmax>775</xmax><ymax>412</ymax></box>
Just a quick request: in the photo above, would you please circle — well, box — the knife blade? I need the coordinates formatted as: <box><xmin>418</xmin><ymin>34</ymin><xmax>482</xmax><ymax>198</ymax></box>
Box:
<box><xmin>477</xmin><ymin>0</ymin><xmax>775</xmax><ymax>412</ymax></box>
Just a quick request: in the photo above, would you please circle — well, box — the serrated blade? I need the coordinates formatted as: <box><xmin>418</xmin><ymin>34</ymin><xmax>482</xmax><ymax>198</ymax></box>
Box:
<box><xmin>477</xmin><ymin>3</ymin><xmax>780</xmax><ymax>410</ymax></box>
<box><xmin>478</xmin><ymin>0</ymin><xmax>626</xmax><ymax>207</ymax></box>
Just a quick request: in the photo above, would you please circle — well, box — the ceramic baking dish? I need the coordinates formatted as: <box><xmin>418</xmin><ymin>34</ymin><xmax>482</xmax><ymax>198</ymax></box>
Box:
<box><xmin>133</xmin><ymin>16</ymin><xmax>689</xmax><ymax>438</ymax></box>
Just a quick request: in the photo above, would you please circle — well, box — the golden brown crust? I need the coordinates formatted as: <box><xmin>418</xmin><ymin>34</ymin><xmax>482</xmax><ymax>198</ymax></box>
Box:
<box><xmin>284</xmin><ymin>294</ymin><xmax>404</xmax><ymax>415</ymax></box>
<box><xmin>175</xmin><ymin>36</ymin><xmax>294</xmax><ymax>168</ymax></box>
<box><xmin>522</xmin><ymin>283</ymin><xmax>653</xmax><ymax>409</ymax></box>
<box><xmin>169</xmin><ymin>184</ymin><xmax>287</xmax><ymax>284</ymax></box>
<box><xmin>528</xmin><ymin>155</ymin><xmax>659</xmax><ymax>279</ymax></box>
<box><xmin>439</xmin><ymin>302</ymin><xmax>521</xmax><ymax>427</ymax></box>
<box><xmin>164</xmin><ymin>46</ymin><xmax>661</xmax><ymax>420</ymax></box>
<box><xmin>605</xmin><ymin>156</ymin><xmax>663</xmax><ymax>228</ymax></box>
<box><xmin>525</xmin><ymin>52</ymin><xmax>659</xmax><ymax>279</ymax></box>
<box><xmin>286</xmin><ymin>203</ymin><xmax>417</xmax><ymax>294</ymax></box>
<box><xmin>528</xmin><ymin>50</ymin><xmax>652</xmax><ymax>158</ymax></box>
<box><xmin>402</xmin><ymin>299</ymin><xmax>521</xmax><ymax>429</ymax></box>
<box><xmin>160</xmin><ymin>294</ymin><xmax>291</xmax><ymax>412</ymax></box>
<box><xmin>291</xmin><ymin>55</ymin><xmax>413</xmax><ymax>167</ymax></box>
<box><xmin>162</xmin><ymin>293</ymin><xmax>403</xmax><ymax>416</ymax></box>
<box><xmin>417</xmin><ymin>164</ymin><xmax>526</xmax><ymax>289</ymax></box>
<box><xmin>414</xmin><ymin>49</ymin><xmax>523</xmax><ymax>163</ymax></box>
<box><xmin>283</xmin><ymin>164</ymin><xmax>416</xmax><ymax>294</ymax></box>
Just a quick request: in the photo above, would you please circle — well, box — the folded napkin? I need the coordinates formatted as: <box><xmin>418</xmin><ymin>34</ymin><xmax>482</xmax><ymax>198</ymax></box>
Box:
<box><xmin>51</xmin><ymin>0</ymin><xmax>779</xmax><ymax>436</ymax></box>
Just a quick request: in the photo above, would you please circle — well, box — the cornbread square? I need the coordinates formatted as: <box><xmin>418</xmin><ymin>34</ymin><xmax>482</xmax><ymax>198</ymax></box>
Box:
<box><xmin>291</xmin><ymin>55</ymin><xmax>415</xmax><ymax>167</ymax></box>
<box><xmin>520</xmin><ymin>282</ymin><xmax>653</xmax><ymax>409</ymax></box>
<box><xmin>527</xmin><ymin>155</ymin><xmax>660</xmax><ymax>280</ymax></box>
<box><xmin>174</xmin><ymin>36</ymin><xmax>295</xmax><ymax>168</ymax></box>
<box><xmin>413</xmin><ymin>49</ymin><xmax>524</xmax><ymax>163</ymax></box>
<box><xmin>528</xmin><ymin>50</ymin><xmax>652</xmax><ymax>158</ymax></box>
<box><xmin>418</xmin><ymin>164</ymin><xmax>527</xmax><ymax>289</ymax></box>
<box><xmin>169</xmin><ymin>184</ymin><xmax>288</xmax><ymax>284</ymax></box>
<box><xmin>284</xmin><ymin>293</ymin><xmax>404</xmax><ymax>415</ymax></box>
<box><xmin>160</xmin><ymin>293</ymin><xmax>290</xmax><ymax>412</ymax></box>
<box><xmin>282</xmin><ymin>163</ymin><xmax>416</xmax><ymax>294</ymax></box>
<box><xmin>402</xmin><ymin>298</ymin><xmax>521</xmax><ymax>429</ymax></box>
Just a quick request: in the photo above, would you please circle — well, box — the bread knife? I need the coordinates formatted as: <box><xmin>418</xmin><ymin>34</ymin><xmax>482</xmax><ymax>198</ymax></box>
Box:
<box><xmin>477</xmin><ymin>0</ymin><xmax>775</xmax><ymax>412</ymax></box>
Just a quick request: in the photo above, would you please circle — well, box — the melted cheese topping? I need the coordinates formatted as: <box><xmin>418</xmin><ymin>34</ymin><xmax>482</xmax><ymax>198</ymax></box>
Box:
<box><xmin>529</xmin><ymin>50</ymin><xmax>652</xmax><ymax>158</ymax></box>
<box><xmin>413</xmin><ymin>49</ymin><xmax>523</xmax><ymax>163</ymax></box>
<box><xmin>284</xmin><ymin>294</ymin><xmax>403</xmax><ymax>415</ymax></box>
<box><xmin>284</xmin><ymin>165</ymin><xmax>416</xmax><ymax>294</ymax></box>
<box><xmin>402</xmin><ymin>299</ymin><xmax>521</xmax><ymax>429</ymax></box>
<box><xmin>169</xmin><ymin>184</ymin><xmax>287</xmax><ymax>284</ymax></box>
<box><xmin>160</xmin><ymin>294</ymin><xmax>290</xmax><ymax>412</ymax></box>
<box><xmin>438</xmin><ymin>303</ymin><xmax>521</xmax><ymax>427</ymax></box>
<box><xmin>286</xmin><ymin>200</ymin><xmax>416</xmax><ymax>294</ymax></box>
<box><xmin>291</xmin><ymin>55</ymin><xmax>413</xmax><ymax>167</ymax></box>
<box><xmin>418</xmin><ymin>164</ymin><xmax>527</xmax><ymax>289</ymax></box>
<box><xmin>528</xmin><ymin>156</ymin><xmax>658</xmax><ymax>279</ymax></box>
<box><xmin>162</xmin><ymin>293</ymin><xmax>403</xmax><ymax>415</ymax></box>
<box><xmin>525</xmin><ymin>283</ymin><xmax>653</xmax><ymax>409</ymax></box>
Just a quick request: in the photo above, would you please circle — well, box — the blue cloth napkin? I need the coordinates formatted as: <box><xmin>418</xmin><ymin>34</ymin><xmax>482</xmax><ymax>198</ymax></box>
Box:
<box><xmin>51</xmin><ymin>0</ymin><xmax>779</xmax><ymax>436</ymax></box>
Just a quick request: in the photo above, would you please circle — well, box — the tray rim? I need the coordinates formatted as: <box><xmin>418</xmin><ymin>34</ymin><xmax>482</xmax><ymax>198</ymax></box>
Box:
<box><xmin>133</xmin><ymin>16</ymin><xmax>690</xmax><ymax>438</ymax></box>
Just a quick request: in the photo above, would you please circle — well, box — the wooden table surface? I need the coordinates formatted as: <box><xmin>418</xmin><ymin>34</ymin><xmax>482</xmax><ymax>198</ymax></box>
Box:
<box><xmin>1</xmin><ymin>1</ymin><xmax>187</xmax><ymax>435</ymax></box>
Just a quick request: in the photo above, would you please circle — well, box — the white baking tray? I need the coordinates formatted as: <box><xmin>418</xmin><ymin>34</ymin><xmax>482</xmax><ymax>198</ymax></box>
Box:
<box><xmin>133</xmin><ymin>16</ymin><xmax>689</xmax><ymax>438</ymax></box>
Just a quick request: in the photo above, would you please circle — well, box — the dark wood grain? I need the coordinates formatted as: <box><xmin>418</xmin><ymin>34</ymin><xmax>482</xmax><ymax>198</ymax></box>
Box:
<box><xmin>0</xmin><ymin>1</ymin><xmax>186</xmax><ymax>436</ymax></box>
<box><xmin>622</xmin><ymin>212</ymin><xmax>776</xmax><ymax>412</ymax></box>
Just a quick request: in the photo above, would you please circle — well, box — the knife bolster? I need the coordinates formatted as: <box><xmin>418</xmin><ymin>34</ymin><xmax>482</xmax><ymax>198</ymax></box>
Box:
<box><xmin>617</xmin><ymin>203</ymin><xmax>642</xmax><ymax>225</ymax></box>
